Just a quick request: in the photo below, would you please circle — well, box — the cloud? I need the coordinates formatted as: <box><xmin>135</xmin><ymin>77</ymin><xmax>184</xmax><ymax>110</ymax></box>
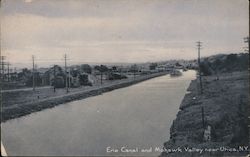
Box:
<box><xmin>24</xmin><ymin>0</ymin><xmax>33</xmax><ymax>3</ymax></box>
<box><xmin>1</xmin><ymin>0</ymin><xmax>248</xmax><ymax>67</ymax></box>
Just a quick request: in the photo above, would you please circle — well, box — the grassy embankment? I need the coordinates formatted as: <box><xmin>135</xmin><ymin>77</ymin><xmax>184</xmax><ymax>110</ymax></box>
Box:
<box><xmin>161</xmin><ymin>53</ymin><xmax>249</xmax><ymax>157</ymax></box>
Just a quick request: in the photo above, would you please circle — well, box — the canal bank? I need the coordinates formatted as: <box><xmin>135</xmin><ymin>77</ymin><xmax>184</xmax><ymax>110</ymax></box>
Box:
<box><xmin>160</xmin><ymin>71</ymin><xmax>249</xmax><ymax>157</ymax></box>
<box><xmin>1</xmin><ymin>72</ymin><xmax>169</xmax><ymax>122</ymax></box>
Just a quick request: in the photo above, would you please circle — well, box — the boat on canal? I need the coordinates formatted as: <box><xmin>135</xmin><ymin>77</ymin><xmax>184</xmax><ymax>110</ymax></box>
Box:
<box><xmin>170</xmin><ymin>69</ymin><xmax>182</xmax><ymax>77</ymax></box>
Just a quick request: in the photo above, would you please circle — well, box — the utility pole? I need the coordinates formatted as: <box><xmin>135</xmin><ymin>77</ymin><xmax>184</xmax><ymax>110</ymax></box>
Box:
<box><xmin>197</xmin><ymin>41</ymin><xmax>205</xmax><ymax>129</ymax></box>
<box><xmin>202</xmin><ymin>106</ymin><xmax>205</xmax><ymax>129</ymax></box>
<box><xmin>244</xmin><ymin>6</ymin><xmax>249</xmax><ymax>144</ymax></box>
<box><xmin>7</xmin><ymin>62</ymin><xmax>10</xmax><ymax>82</ymax></box>
<box><xmin>101</xmin><ymin>72</ymin><xmax>103</xmax><ymax>84</ymax></box>
<box><xmin>248</xmin><ymin>0</ymin><xmax>250</xmax><ymax>148</ymax></box>
<box><xmin>0</xmin><ymin>50</ymin><xmax>1</xmax><ymax>80</ymax></box>
<box><xmin>244</xmin><ymin>36</ymin><xmax>249</xmax><ymax>54</ymax></box>
<box><xmin>119</xmin><ymin>65</ymin><xmax>122</xmax><ymax>76</ymax></box>
<box><xmin>197</xmin><ymin>41</ymin><xmax>203</xmax><ymax>94</ymax></box>
<box><xmin>14</xmin><ymin>67</ymin><xmax>17</xmax><ymax>82</ymax></box>
<box><xmin>133</xmin><ymin>64</ymin><xmax>136</xmax><ymax>80</ymax></box>
<box><xmin>32</xmin><ymin>55</ymin><xmax>35</xmax><ymax>91</ymax></box>
<box><xmin>1</xmin><ymin>56</ymin><xmax>6</xmax><ymax>81</ymax></box>
<box><xmin>53</xmin><ymin>65</ymin><xmax>56</xmax><ymax>93</ymax></box>
<box><xmin>68</xmin><ymin>67</ymin><xmax>71</xmax><ymax>89</ymax></box>
<box><xmin>64</xmin><ymin>54</ymin><xmax>69</xmax><ymax>93</ymax></box>
<box><xmin>0</xmin><ymin>56</ymin><xmax>2</xmax><ymax>81</ymax></box>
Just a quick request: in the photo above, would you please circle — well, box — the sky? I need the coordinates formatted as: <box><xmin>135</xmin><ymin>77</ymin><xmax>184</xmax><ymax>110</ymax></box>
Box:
<box><xmin>1</xmin><ymin>0</ymin><xmax>249</xmax><ymax>68</ymax></box>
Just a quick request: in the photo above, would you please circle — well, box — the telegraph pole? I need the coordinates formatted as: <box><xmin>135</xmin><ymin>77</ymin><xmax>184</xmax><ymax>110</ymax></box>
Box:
<box><xmin>7</xmin><ymin>62</ymin><xmax>10</xmax><ymax>82</ymax></box>
<box><xmin>0</xmin><ymin>56</ymin><xmax>2</xmax><ymax>81</ymax></box>
<box><xmin>247</xmin><ymin>0</ymin><xmax>250</xmax><ymax>147</ymax></box>
<box><xmin>133</xmin><ymin>64</ymin><xmax>136</xmax><ymax>80</ymax></box>
<box><xmin>1</xmin><ymin>56</ymin><xmax>6</xmax><ymax>81</ymax></box>
<box><xmin>64</xmin><ymin>54</ymin><xmax>69</xmax><ymax>93</ymax></box>
<box><xmin>197</xmin><ymin>41</ymin><xmax>203</xmax><ymax>94</ymax></box>
<box><xmin>68</xmin><ymin>67</ymin><xmax>71</xmax><ymax>89</ymax></box>
<box><xmin>197</xmin><ymin>41</ymin><xmax>206</xmax><ymax>129</ymax></box>
<box><xmin>32</xmin><ymin>55</ymin><xmax>35</xmax><ymax>91</ymax></box>
<box><xmin>0</xmin><ymin>50</ymin><xmax>1</xmax><ymax>80</ymax></box>
<box><xmin>14</xmin><ymin>67</ymin><xmax>17</xmax><ymax>82</ymax></box>
<box><xmin>244</xmin><ymin>4</ymin><xmax>249</xmax><ymax>144</ymax></box>
<box><xmin>101</xmin><ymin>72</ymin><xmax>103</xmax><ymax>84</ymax></box>
<box><xmin>53</xmin><ymin>65</ymin><xmax>56</xmax><ymax>93</ymax></box>
<box><xmin>202</xmin><ymin>106</ymin><xmax>205</xmax><ymax>129</ymax></box>
<box><xmin>244</xmin><ymin>36</ymin><xmax>249</xmax><ymax>54</ymax></box>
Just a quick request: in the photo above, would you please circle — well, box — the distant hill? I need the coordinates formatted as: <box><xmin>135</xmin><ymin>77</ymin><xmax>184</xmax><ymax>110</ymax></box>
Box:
<box><xmin>200</xmin><ymin>53</ymin><xmax>249</xmax><ymax>75</ymax></box>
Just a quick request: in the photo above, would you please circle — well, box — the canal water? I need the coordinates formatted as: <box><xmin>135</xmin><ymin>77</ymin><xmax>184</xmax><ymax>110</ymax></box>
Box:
<box><xmin>1</xmin><ymin>70</ymin><xmax>196</xmax><ymax>156</ymax></box>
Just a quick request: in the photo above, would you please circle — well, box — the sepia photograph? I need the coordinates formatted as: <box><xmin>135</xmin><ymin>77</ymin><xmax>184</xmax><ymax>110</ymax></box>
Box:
<box><xmin>0</xmin><ymin>0</ymin><xmax>249</xmax><ymax>156</ymax></box>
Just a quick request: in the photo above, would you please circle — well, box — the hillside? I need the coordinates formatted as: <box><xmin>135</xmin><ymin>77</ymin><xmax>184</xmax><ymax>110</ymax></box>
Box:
<box><xmin>200</xmin><ymin>53</ymin><xmax>249</xmax><ymax>75</ymax></box>
<box><xmin>160</xmin><ymin>53</ymin><xmax>249</xmax><ymax>157</ymax></box>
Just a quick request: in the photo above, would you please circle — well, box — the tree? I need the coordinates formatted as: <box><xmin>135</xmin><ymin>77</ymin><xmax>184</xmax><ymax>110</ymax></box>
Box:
<box><xmin>81</xmin><ymin>64</ymin><xmax>92</xmax><ymax>74</ymax></box>
<box><xmin>52</xmin><ymin>76</ymin><xmax>65</xmax><ymax>88</ymax></box>
<box><xmin>149</xmin><ymin>63</ymin><xmax>157</xmax><ymax>70</ymax></box>
<box><xmin>130</xmin><ymin>64</ymin><xmax>138</xmax><ymax>79</ymax></box>
<box><xmin>79</xmin><ymin>73</ymin><xmax>92</xmax><ymax>86</ymax></box>
<box><xmin>94</xmin><ymin>65</ymin><xmax>109</xmax><ymax>84</ymax></box>
<box><xmin>213</xmin><ymin>59</ymin><xmax>222</xmax><ymax>69</ymax></box>
<box><xmin>200</xmin><ymin>61</ymin><xmax>213</xmax><ymax>76</ymax></box>
<box><xmin>25</xmin><ymin>72</ymin><xmax>43</xmax><ymax>87</ymax></box>
<box><xmin>99</xmin><ymin>65</ymin><xmax>109</xmax><ymax>72</ymax></box>
<box><xmin>112</xmin><ymin>66</ymin><xmax>117</xmax><ymax>71</ymax></box>
<box><xmin>71</xmin><ymin>69</ymin><xmax>79</xmax><ymax>77</ymax></box>
<box><xmin>94</xmin><ymin>65</ymin><xmax>109</xmax><ymax>72</ymax></box>
<box><xmin>175</xmin><ymin>62</ymin><xmax>181</xmax><ymax>67</ymax></box>
<box><xmin>226</xmin><ymin>54</ymin><xmax>237</xmax><ymax>63</ymax></box>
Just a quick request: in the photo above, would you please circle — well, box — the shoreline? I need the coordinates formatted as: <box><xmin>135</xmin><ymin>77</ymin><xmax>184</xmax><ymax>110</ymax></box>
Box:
<box><xmin>160</xmin><ymin>71</ymin><xmax>249</xmax><ymax>157</ymax></box>
<box><xmin>1</xmin><ymin>72</ymin><xmax>168</xmax><ymax>122</ymax></box>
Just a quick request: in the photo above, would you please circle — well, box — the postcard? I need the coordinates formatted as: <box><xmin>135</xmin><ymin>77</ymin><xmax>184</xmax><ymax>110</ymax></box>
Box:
<box><xmin>0</xmin><ymin>0</ymin><xmax>249</xmax><ymax>156</ymax></box>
